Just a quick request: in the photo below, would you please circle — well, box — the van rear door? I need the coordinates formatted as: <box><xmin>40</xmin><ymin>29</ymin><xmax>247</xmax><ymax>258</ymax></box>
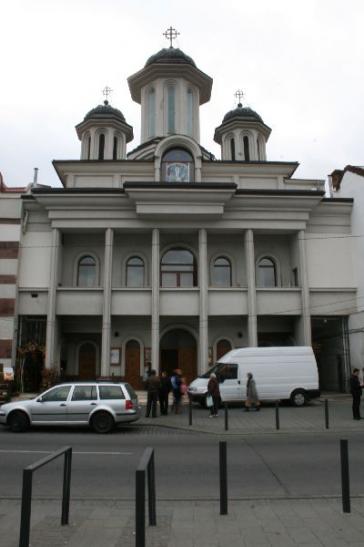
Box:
<box><xmin>217</xmin><ymin>363</ymin><xmax>243</xmax><ymax>401</ymax></box>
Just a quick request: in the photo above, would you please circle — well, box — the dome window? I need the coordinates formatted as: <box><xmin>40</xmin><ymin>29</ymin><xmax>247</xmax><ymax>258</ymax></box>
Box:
<box><xmin>87</xmin><ymin>136</ymin><xmax>91</xmax><ymax>159</ymax></box>
<box><xmin>147</xmin><ymin>88</ymin><xmax>156</xmax><ymax>137</ymax></box>
<box><xmin>98</xmin><ymin>134</ymin><xmax>105</xmax><ymax>160</ymax></box>
<box><xmin>167</xmin><ymin>85</ymin><xmax>176</xmax><ymax>134</ymax></box>
<box><xmin>230</xmin><ymin>138</ymin><xmax>236</xmax><ymax>161</ymax></box>
<box><xmin>243</xmin><ymin>136</ymin><xmax>250</xmax><ymax>161</ymax></box>
<box><xmin>162</xmin><ymin>148</ymin><xmax>194</xmax><ymax>183</ymax></box>
<box><xmin>113</xmin><ymin>137</ymin><xmax>118</xmax><ymax>160</ymax></box>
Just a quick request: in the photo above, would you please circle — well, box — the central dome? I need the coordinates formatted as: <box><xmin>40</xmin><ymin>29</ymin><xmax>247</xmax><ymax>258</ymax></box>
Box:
<box><xmin>145</xmin><ymin>47</ymin><xmax>196</xmax><ymax>67</ymax></box>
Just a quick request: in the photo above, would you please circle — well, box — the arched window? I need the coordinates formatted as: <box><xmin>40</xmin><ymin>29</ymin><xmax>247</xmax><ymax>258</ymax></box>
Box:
<box><xmin>161</xmin><ymin>248</ymin><xmax>197</xmax><ymax>288</ymax></box>
<box><xmin>212</xmin><ymin>257</ymin><xmax>232</xmax><ymax>287</ymax></box>
<box><xmin>98</xmin><ymin>134</ymin><xmax>105</xmax><ymax>160</ymax></box>
<box><xmin>113</xmin><ymin>136</ymin><xmax>118</xmax><ymax>160</ymax></box>
<box><xmin>187</xmin><ymin>89</ymin><xmax>194</xmax><ymax>136</ymax></box>
<box><xmin>243</xmin><ymin>136</ymin><xmax>250</xmax><ymax>161</ymax></box>
<box><xmin>126</xmin><ymin>256</ymin><xmax>145</xmax><ymax>287</ymax></box>
<box><xmin>256</xmin><ymin>138</ymin><xmax>260</xmax><ymax>160</ymax></box>
<box><xmin>257</xmin><ymin>257</ymin><xmax>277</xmax><ymax>288</ymax></box>
<box><xmin>162</xmin><ymin>148</ymin><xmax>194</xmax><ymax>183</ymax></box>
<box><xmin>167</xmin><ymin>85</ymin><xmax>176</xmax><ymax>134</ymax></box>
<box><xmin>87</xmin><ymin>135</ymin><xmax>91</xmax><ymax>159</ymax></box>
<box><xmin>77</xmin><ymin>255</ymin><xmax>97</xmax><ymax>287</ymax></box>
<box><xmin>230</xmin><ymin>138</ymin><xmax>236</xmax><ymax>161</ymax></box>
<box><xmin>216</xmin><ymin>339</ymin><xmax>232</xmax><ymax>360</ymax></box>
<box><xmin>147</xmin><ymin>88</ymin><xmax>156</xmax><ymax>137</ymax></box>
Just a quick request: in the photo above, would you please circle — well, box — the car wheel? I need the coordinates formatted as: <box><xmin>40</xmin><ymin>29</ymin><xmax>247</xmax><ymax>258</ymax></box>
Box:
<box><xmin>8</xmin><ymin>411</ymin><xmax>29</xmax><ymax>433</ymax></box>
<box><xmin>290</xmin><ymin>389</ymin><xmax>307</xmax><ymax>407</ymax></box>
<box><xmin>91</xmin><ymin>411</ymin><xmax>114</xmax><ymax>434</ymax></box>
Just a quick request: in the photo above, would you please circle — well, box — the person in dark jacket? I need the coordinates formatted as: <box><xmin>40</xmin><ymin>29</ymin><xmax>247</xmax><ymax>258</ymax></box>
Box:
<box><xmin>207</xmin><ymin>372</ymin><xmax>220</xmax><ymax>417</ymax></box>
<box><xmin>159</xmin><ymin>371</ymin><xmax>171</xmax><ymax>415</ymax></box>
<box><xmin>145</xmin><ymin>370</ymin><xmax>160</xmax><ymax>418</ymax></box>
<box><xmin>350</xmin><ymin>368</ymin><xmax>362</xmax><ymax>420</ymax></box>
<box><xmin>171</xmin><ymin>368</ymin><xmax>182</xmax><ymax>414</ymax></box>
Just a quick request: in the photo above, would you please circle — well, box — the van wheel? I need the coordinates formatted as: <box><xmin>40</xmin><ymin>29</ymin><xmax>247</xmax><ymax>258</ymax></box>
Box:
<box><xmin>290</xmin><ymin>390</ymin><xmax>307</xmax><ymax>407</ymax></box>
<box><xmin>8</xmin><ymin>411</ymin><xmax>29</xmax><ymax>432</ymax></box>
<box><xmin>91</xmin><ymin>411</ymin><xmax>114</xmax><ymax>434</ymax></box>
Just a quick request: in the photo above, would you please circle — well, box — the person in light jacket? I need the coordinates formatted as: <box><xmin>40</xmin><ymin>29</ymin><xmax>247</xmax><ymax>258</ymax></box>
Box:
<box><xmin>207</xmin><ymin>372</ymin><xmax>220</xmax><ymax>417</ymax></box>
<box><xmin>245</xmin><ymin>372</ymin><xmax>260</xmax><ymax>411</ymax></box>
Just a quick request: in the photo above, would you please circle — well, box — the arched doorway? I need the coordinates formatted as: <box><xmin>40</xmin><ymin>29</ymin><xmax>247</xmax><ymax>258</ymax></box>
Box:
<box><xmin>125</xmin><ymin>339</ymin><xmax>142</xmax><ymax>389</ymax></box>
<box><xmin>216</xmin><ymin>339</ymin><xmax>232</xmax><ymax>360</ymax></box>
<box><xmin>78</xmin><ymin>342</ymin><xmax>97</xmax><ymax>379</ymax></box>
<box><xmin>160</xmin><ymin>329</ymin><xmax>197</xmax><ymax>385</ymax></box>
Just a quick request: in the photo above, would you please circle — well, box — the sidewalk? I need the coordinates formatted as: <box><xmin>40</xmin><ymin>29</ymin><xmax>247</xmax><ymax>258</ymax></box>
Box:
<box><xmin>137</xmin><ymin>395</ymin><xmax>364</xmax><ymax>436</ymax></box>
<box><xmin>2</xmin><ymin>497</ymin><xmax>364</xmax><ymax>547</ymax></box>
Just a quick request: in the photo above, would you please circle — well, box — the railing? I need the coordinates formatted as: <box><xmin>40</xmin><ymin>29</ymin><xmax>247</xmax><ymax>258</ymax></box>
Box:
<box><xmin>19</xmin><ymin>446</ymin><xmax>72</xmax><ymax>547</ymax></box>
<box><xmin>135</xmin><ymin>447</ymin><xmax>156</xmax><ymax>547</ymax></box>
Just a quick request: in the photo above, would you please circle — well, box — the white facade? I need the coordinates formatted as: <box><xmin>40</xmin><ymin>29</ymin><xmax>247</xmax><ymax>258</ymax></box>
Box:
<box><xmin>2</xmin><ymin>45</ymin><xmax>358</xmax><ymax>391</ymax></box>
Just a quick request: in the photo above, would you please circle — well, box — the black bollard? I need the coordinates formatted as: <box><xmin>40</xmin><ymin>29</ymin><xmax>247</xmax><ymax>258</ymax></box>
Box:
<box><xmin>325</xmin><ymin>399</ymin><xmax>329</xmax><ymax>430</ymax></box>
<box><xmin>224</xmin><ymin>402</ymin><xmax>229</xmax><ymax>431</ymax></box>
<box><xmin>275</xmin><ymin>401</ymin><xmax>280</xmax><ymax>430</ymax></box>
<box><xmin>219</xmin><ymin>441</ymin><xmax>228</xmax><ymax>515</ymax></box>
<box><xmin>340</xmin><ymin>439</ymin><xmax>351</xmax><ymax>513</ymax></box>
<box><xmin>188</xmin><ymin>395</ymin><xmax>192</xmax><ymax>426</ymax></box>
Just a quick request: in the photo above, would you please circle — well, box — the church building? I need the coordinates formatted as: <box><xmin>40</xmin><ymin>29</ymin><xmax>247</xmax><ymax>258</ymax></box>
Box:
<box><xmin>6</xmin><ymin>30</ymin><xmax>356</xmax><ymax>391</ymax></box>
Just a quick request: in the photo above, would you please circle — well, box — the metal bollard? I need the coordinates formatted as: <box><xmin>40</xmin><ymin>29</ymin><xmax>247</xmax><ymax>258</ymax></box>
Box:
<box><xmin>325</xmin><ymin>399</ymin><xmax>329</xmax><ymax>430</ymax></box>
<box><xmin>275</xmin><ymin>401</ymin><xmax>280</xmax><ymax>430</ymax></box>
<box><xmin>219</xmin><ymin>441</ymin><xmax>228</xmax><ymax>515</ymax></box>
<box><xmin>224</xmin><ymin>402</ymin><xmax>229</xmax><ymax>431</ymax></box>
<box><xmin>135</xmin><ymin>469</ymin><xmax>146</xmax><ymax>547</ymax></box>
<box><xmin>340</xmin><ymin>439</ymin><xmax>351</xmax><ymax>513</ymax></box>
<box><xmin>188</xmin><ymin>395</ymin><xmax>192</xmax><ymax>426</ymax></box>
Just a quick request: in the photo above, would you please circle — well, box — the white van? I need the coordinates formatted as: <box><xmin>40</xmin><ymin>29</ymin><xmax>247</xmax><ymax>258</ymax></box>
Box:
<box><xmin>188</xmin><ymin>346</ymin><xmax>320</xmax><ymax>407</ymax></box>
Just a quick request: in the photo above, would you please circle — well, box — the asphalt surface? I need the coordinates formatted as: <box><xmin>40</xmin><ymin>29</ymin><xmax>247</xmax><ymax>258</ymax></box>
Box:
<box><xmin>1</xmin><ymin>425</ymin><xmax>364</xmax><ymax>501</ymax></box>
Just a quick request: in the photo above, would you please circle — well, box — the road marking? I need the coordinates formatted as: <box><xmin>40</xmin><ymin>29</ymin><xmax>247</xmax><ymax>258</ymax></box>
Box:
<box><xmin>0</xmin><ymin>450</ymin><xmax>133</xmax><ymax>455</ymax></box>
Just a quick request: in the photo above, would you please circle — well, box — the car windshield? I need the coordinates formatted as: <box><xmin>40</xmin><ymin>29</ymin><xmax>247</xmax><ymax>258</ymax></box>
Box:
<box><xmin>200</xmin><ymin>363</ymin><xmax>224</xmax><ymax>379</ymax></box>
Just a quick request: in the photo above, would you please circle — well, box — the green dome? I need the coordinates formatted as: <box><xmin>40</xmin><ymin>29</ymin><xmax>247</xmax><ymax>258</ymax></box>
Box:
<box><xmin>145</xmin><ymin>47</ymin><xmax>196</xmax><ymax>67</ymax></box>
<box><xmin>84</xmin><ymin>101</ymin><xmax>125</xmax><ymax>122</ymax></box>
<box><xmin>222</xmin><ymin>104</ymin><xmax>263</xmax><ymax>124</ymax></box>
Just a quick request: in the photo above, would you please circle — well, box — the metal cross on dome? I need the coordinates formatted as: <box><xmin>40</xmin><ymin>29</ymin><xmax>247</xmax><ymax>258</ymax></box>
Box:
<box><xmin>234</xmin><ymin>89</ymin><xmax>244</xmax><ymax>105</ymax></box>
<box><xmin>102</xmin><ymin>86</ymin><xmax>113</xmax><ymax>103</ymax></box>
<box><xmin>163</xmin><ymin>26</ymin><xmax>180</xmax><ymax>48</ymax></box>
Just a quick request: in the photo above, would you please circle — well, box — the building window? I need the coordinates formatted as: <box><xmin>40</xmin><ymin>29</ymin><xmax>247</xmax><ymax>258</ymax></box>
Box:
<box><xmin>167</xmin><ymin>85</ymin><xmax>176</xmax><ymax>134</ymax></box>
<box><xmin>87</xmin><ymin>135</ymin><xmax>91</xmax><ymax>159</ymax></box>
<box><xmin>126</xmin><ymin>256</ymin><xmax>145</xmax><ymax>287</ymax></box>
<box><xmin>113</xmin><ymin>137</ymin><xmax>118</xmax><ymax>160</ymax></box>
<box><xmin>243</xmin><ymin>136</ymin><xmax>250</xmax><ymax>161</ymax></box>
<box><xmin>161</xmin><ymin>248</ymin><xmax>197</xmax><ymax>288</ymax></box>
<box><xmin>77</xmin><ymin>255</ymin><xmax>97</xmax><ymax>287</ymax></box>
<box><xmin>230</xmin><ymin>138</ymin><xmax>236</xmax><ymax>161</ymax></box>
<box><xmin>256</xmin><ymin>138</ymin><xmax>260</xmax><ymax>160</ymax></box>
<box><xmin>216</xmin><ymin>339</ymin><xmax>232</xmax><ymax>360</ymax></box>
<box><xmin>187</xmin><ymin>89</ymin><xmax>193</xmax><ymax>136</ymax></box>
<box><xmin>98</xmin><ymin>134</ymin><xmax>105</xmax><ymax>160</ymax></box>
<box><xmin>257</xmin><ymin>257</ymin><xmax>277</xmax><ymax>288</ymax></box>
<box><xmin>161</xmin><ymin>148</ymin><xmax>194</xmax><ymax>183</ymax></box>
<box><xmin>212</xmin><ymin>257</ymin><xmax>232</xmax><ymax>287</ymax></box>
<box><xmin>147</xmin><ymin>88</ymin><xmax>156</xmax><ymax>137</ymax></box>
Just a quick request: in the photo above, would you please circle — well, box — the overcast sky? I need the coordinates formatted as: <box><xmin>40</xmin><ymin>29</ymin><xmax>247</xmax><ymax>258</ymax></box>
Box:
<box><xmin>1</xmin><ymin>0</ymin><xmax>363</xmax><ymax>188</ymax></box>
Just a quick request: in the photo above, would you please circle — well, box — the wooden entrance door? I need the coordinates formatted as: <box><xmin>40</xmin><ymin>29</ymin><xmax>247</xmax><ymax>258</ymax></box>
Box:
<box><xmin>125</xmin><ymin>340</ymin><xmax>142</xmax><ymax>389</ymax></box>
<box><xmin>79</xmin><ymin>342</ymin><xmax>97</xmax><ymax>379</ymax></box>
<box><xmin>178</xmin><ymin>348</ymin><xmax>196</xmax><ymax>386</ymax></box>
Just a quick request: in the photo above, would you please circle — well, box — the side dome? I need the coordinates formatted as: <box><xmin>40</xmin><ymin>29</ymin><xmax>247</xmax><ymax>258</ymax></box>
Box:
<box><xmin>84</xmin><ymin>100</ymin><xmax>126</xmax><ymax>122</ymax></box>
<box><xmin>145</xmin><ymin>47</ymin><xmax>196</xmax><ymax>67</ymax></box>
<box><xmin>222</xmin><ymin>103</ymin><xmax>263</xmax><ymax>124</ymax></box>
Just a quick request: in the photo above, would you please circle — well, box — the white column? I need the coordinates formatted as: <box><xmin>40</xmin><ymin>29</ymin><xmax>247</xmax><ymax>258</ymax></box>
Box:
<box><xmin>101</xmin><ymin>228</ymin><xmax>113</xmax><ymax>377</ymax></box>
<box><xmin>199</xmin><ymin>229</ymin><xmax>208</xmax><ymax>374</ymax></box>
<box><xmin>90</xmin><ymin>127</ymin><xmax>97</xmax><ymax>159</ymax></box>
<box><xmin>105</xmin><ymin>128</ymin><xmax>114</xmax><ymax>160</ymax></box>
<box><xmin>151</xmin><ymin>229</ymin><xmax>160</xmax><ymax>373</ymax></box>
<box><xmin>298</xmin><ymin>230</ymin><xmax>311</xmax><ymax>345</ymax></box>
<box><xmin>245</xmin><ymin>229</ymin><xmax>257</xmax><ymax>346</ymax></box>
<box><xmin>45</xmin><ymin>228</ymin><xmax>60</xmax><ymax>370</ymax></box>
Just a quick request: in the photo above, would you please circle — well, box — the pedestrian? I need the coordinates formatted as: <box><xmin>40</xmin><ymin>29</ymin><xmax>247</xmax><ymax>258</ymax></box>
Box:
<box><xmin>171</xmin><ymin>368</ymin><xmax>182</xmax><ymax>414</ymax></box>
<box><xmin>145</xmin><ymin>370</ymin><xmax>160</xmax><ymax>418</ymax></box>
<box><xmin>350</xmin><ymin>368</ymin><xmax>362</xmax><ymax>420</ymax></box>
<box><xmin>207</xmin><ymin>372</ymin><xmax>220</xmax><ymax>417</ymax></box>
<box><xmin>245</xmin><ymin>372</ymin><xmax>260</xmax><ymax>411</ymax></box>
<box><xmin>159</xmin><ymin>371</ymin><xmax>171</xmax><ymax>415</ymax></box>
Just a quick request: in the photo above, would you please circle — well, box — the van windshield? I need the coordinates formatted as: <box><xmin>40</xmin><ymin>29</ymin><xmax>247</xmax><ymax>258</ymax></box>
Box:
<box><xmin>200</xmin><ymin>363</ymin><xmax>238</xmax><ymax>382</ymax></box>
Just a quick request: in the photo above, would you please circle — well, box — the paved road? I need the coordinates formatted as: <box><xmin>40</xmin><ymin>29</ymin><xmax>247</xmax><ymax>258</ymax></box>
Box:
<box><xmin>1</xmin><ymin>425</ymin><xmax>364</xmax><ymax>501</ymax></box>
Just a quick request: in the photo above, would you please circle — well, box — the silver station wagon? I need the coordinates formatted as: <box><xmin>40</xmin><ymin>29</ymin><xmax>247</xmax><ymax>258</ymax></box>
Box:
<box><xmin>0</xmin><ymin>382</ymin><xmax>140</xmax><ymax>433</ymax></box>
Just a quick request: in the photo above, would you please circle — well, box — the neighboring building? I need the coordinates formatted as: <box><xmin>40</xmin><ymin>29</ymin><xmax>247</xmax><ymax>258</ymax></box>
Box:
<box><xmin>331</xmin><ymin>166</ymin><xmax>364</xmax><ymax>377</ymax></box>
<box><xmin>4</xmin><ymin>38</ymin><xmax>357</xmax><ymax>391</ymax></box>
<box><xmin>0</xmin><ymin>174</ymin><xmax>25</xmax><ymax>371</ymax></box>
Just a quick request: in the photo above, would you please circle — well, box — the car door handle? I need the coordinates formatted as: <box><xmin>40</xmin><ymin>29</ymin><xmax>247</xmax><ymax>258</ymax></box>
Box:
<box><xmin>90</xmin><ymin>402</ymin><xmax>97</xmax><ymax>406</ymax></box>
<box><xmin>238</xmin><ymin>381</ymin><xmax>241</xmax><ymax>384</ymax></box>
<box><xmin>60</xmin><ymin>403</ymin><xmax>67</xmax><ymax>407</ymax></box>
